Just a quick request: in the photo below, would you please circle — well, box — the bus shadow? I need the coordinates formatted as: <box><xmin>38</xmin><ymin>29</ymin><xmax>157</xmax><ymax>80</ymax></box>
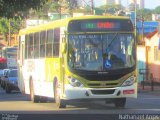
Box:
<box><xmin>64</xmin><ymin>100</ymin><xmax>124</xmax><ymax>110</ymax></box>
<box><xmin>0</xmin><ymin>88</ymin><xmax>30</xmax><ymax>102</ymax></box>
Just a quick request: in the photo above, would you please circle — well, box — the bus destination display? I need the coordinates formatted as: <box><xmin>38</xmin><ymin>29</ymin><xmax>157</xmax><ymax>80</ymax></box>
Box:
<box><xmin>68</xmin><ymin>19</ymin><xmax>133</xmax><ymax>32</ymax></box>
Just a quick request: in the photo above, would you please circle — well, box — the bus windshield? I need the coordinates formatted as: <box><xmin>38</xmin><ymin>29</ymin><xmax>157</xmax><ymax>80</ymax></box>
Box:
<box><xmin>68</xmin><ymin>33</ymin><xmax>136</xmax><ymax>71</ymax></box>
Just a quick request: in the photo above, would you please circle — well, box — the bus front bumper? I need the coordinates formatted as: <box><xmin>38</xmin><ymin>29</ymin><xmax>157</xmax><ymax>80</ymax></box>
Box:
<box><xmin>63</xmin><ymin>83</ymin><xmax>137</xmax><ymax>100</ymax></box>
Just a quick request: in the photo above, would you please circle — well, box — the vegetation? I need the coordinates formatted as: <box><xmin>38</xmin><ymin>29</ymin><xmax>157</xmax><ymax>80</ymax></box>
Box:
<box><xmin>136</xmin><ymin>9</ymin><xmax>152</xmax><ymax>21</ymax></box>
<box><xmin>0</xmin><ymin>18</ymin><xmax>21</xmax><ymax>42</ymax></box>
<box><xmin>0</xmin><ymin>0</ymin><xmax>48</xmax><ymax>19</ymax></box>
<box><xmin>153</xmin><ymin>6</ymin><xmax>160</xmax><ymax>14</ymax></box>
<box><xmin>0</xmin><ymin>0</ymin><xmax>48</xmax><ymax>46</ymax></box>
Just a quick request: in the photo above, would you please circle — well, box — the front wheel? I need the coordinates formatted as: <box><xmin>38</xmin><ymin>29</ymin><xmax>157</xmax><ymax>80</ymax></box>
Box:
<box><xmin>114</xmin><ymin>98</ymin><xmax>126</xmax><ymax>108</ymax></box>
<box><xmin>54</xmin><ymin>81</ymin><xmax>66</xmax><ymax>108</ymax></box>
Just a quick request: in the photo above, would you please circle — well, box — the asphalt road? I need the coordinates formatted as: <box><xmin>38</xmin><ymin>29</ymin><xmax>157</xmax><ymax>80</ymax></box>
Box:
<box><xmin>0</xmin><ymin>87</ymin><xmax>160</xmax><ymax>120</ymax></box>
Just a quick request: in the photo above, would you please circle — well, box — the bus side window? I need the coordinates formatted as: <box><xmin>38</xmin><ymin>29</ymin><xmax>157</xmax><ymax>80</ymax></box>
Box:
<box><xmin>28</xmin><ymin>34</ymin><xmax>34</xmax><ymax>59</ymax></box>
<box><xmin>34</xmin><ymin>32</ymin><xmax>40</xmax><ymax>58</ymax></box>
<box><xmin>25</xmin><ymin>35</ymin><xmax>29</xmax><ymax>59</ymax></box>
<box><xmin>40</xmin><ymin>31</ymin><xmax>46</xmax><ymax>58</ymax></box>
<box><xmin>46</xmin><ymin>29</ymin><xmax>53</xmax><ymax>57</ymax></box>
<box><xmin>40</xmin><ymin>45</ymin><xmax>45</xmax><ymax>57</ymax></box>
<box><xmin>47</xmin><ymin>44</ymin><xmax>52</xmax><ymax>57</ymax></box>
<box><xmin>53</xmin><ymin>28</ymin><xmax>60</xmax><ymax>57</ymax></box>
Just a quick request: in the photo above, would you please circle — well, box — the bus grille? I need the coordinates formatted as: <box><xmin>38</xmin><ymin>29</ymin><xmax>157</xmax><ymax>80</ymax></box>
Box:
<box><xmin>88</xmin><ymin>83</ymin><xmax>118</xmax><ymax>88</ymax></box>
<box><xmin>91</xmin><ymin>89</ymin><xmax>115</xmax><ymax>95</ymax></box>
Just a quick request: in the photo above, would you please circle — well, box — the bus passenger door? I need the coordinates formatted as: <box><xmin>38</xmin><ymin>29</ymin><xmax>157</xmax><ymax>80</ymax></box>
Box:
<box><xmin>18</xmin><ymin>35</ymin><xmax>25</xmax><ymax>94</ymax></box>
<box><xmin>61</xmin><ymin>35</ymin><xmax>66</xmax><ymax>96</ymax></box>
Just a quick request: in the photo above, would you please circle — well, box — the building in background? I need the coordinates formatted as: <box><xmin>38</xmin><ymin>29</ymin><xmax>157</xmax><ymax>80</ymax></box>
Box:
<box><xmin>106</xmin><ymin>0</ymin><xmax>115</xmax><ymax>5</ymax></box>
<box><xmin>144</xmin><ymin>29</ymin><xmax>160</xmax><ymax>84</ymax></box>
<box><xmin>106</xmin><ymin>0</ymin><xmax>121</xmax><ymax>5</ymax></box>
<box><xmin>77</xmin><ymin>0</ymin><xmax>122</xmax><ymax>8</ymax></box>
<box><xmin>152</xmin><ymin>14</ymin><xmax>160</xmax><ymax>21</ymax></box>
<box><xmin>138</xmin><ymin>0</ymin><xmax>144</xmax><ymax>9</ymax></box>
<box><xmin>115</xmin><ymin>0</ymin><xmax>121</xmax><ymax>5</ymax></box>
<box><xmin>130</xmin><ymin>0</ymin><xmax>144</xmax><ymax>9</ymax></box>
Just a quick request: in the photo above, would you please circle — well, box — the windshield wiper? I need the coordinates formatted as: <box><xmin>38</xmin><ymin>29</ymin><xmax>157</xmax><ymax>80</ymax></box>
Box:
<box><xmin>107</xmin><ymin>33</ymin><xmax>118</xmax><ymax>48</ymax></box>
<box><xmin>102</xmin><ymin>33</ymin><xmax>118</xmax><ymax>58</ymax></box>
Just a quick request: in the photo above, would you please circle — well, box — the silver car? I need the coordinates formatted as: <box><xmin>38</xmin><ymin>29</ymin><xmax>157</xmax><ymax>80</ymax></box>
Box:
<box><xmin>5</xmin><ymin>69</ymin><xmax>19</xmax><ymax>93</ymax></box>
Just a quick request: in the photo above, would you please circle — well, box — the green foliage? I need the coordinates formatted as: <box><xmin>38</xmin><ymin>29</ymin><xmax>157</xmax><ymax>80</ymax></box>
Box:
<box><xmin>67</xmin><ymin>0</ymin><xmax>78</xmax><ymax>10</ymax></box>
<box><xmin>29</xmin><ymin>0</ymin><xmax>71</xmax><ymax>19</ymax></box>
<box><xmin>153</xmin><ymin>6</ymin><xmax>160</xmax><ymax>14</ymax></box>
<box><xmin>0</xmin><ymin>18</ymin><xmax>8</xmax><ymax>41</ymax></box>
<box><xmin>29</xmin><ymin>0</ymin><xmax>88</xmax><ymax>19</ymax></box>
<box><xmin>10</xmin><ymin>19</ymin><xmax>22</xmax><ymax>34</ymax></box>
<box><xmin>0</xmin><ymin>0</ymin><xmax>48</xmax><ymax>19</ymax></box>
<box><xmin>137</xmin><ymin>8</ymin><xmax>152</xmax><ymax>21</ymax></box>
<box><xmin>0</xmin><ymin>18</ymin><xmax>8</xmax><ymax>34</ymax></box>
<box><xmin>97</xmin><ymin>4</ymin><xmax>124</xmax><ymax>15</ymax></box>
<box><xmin>0</xmin><ymin>18</ymin><xmax>22</xmax><ymax>41</ymax></box>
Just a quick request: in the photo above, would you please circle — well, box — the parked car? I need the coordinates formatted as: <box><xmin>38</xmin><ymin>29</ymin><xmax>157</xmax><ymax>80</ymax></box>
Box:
<box><xmin>0</xmin><ymin>57</ymin><xmax>7</xmax><ymax>86</ymax></box>
<box><xmin>0</xmin><ymin>69</ymin><xmax>10</xmax><ymax>89</ymax></box>
<box><xmin>4</xmin><ymin>69</ymin><xmax>19</xmax><ymax>93</ymax></box>
<box><xmin>0</xmin><ymin>69</ymin><xmax>3</xmax><ymax>86</ymax></box>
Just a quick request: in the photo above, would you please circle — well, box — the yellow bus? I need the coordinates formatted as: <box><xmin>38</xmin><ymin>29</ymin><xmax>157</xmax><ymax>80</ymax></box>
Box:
<box><xmin>18</xmin><ymin>15</ymin><xmax>137</xmax><ymax>108</ymax></box>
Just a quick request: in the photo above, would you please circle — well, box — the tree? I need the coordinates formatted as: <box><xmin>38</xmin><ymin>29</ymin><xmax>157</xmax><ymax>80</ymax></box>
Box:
<box><xmin>137</xmin><ymin>8</ymin><xmax>152</xmax><ymax>21</ymax></box>
<box><xmin>98</xmin><ymin>4</ymin><xmax>124</xmax><ymax>15</ymax></box>
<box><xmin>0</xmin><ymin>18</ymin><xmax>8</xmax><ymax>41</ymax></box>
<box><xmin>0</xmin><ymin>18</ymin><xmax>21</xmax><ymax>43</ymax></box>
<box><xmin>153</xmin><ymin>6</ymin><xmax>160</xmax><ymax>14</ymax></box>
<box><xmin>29</xmin><ymin>0</ymin><xmax>85</xmax><ymax>19</ymax></box>
<box><xmin>67</xmin><ymin>0</ymin><xmax>78</xmax><ymax>10</ymax></box>
<box><xmin>0</xmin><ymin>0</ymin><xmax>48</xmax><ymax>19</ymax></box>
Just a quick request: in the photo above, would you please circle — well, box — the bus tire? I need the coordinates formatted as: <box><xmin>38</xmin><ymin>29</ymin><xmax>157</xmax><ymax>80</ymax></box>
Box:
<box><xmin>114</xmin><ymin>98</ymin><xmax>126</xmax><ymax>108</ymax></box>
<box><xmin>39</xmin><ymin>96</ymin><xmax>48</xmax><ymax>103</ymax></box>
<box><xmin>54</xmin><ymin>81</ymin><xmax>66</xmax><ymax>108</ymax></box>
<box><xmin>30</xmin><ymin>80</ymin><xmax>39</xmax><ymax>103</ymax></box>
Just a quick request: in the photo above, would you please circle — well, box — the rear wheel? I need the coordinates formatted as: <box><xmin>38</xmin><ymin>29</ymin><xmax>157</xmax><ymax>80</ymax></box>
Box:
<box><xmin>30</xmin><ymin>80</ymin><xmax>39</xmax><ymax>103</ymax></box>
<box><xmin>39</xmin><ymin>96</ymin><xmax>48</xmax><ymax>103</ymax></box>
<box><xmin>54</xmin><ymin>81</ymin><xmax>66</xmax><ymax>108</ymax></box>
<box><xmin>114</xmin><ymin>98</ymin><xmax>126</xmax><ymax>108</ymax></box>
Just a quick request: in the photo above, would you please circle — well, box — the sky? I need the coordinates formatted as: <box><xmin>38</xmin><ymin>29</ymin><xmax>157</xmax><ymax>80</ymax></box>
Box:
<box><xmin>144</xmin><ymin>0</ymin><xmax>160</xmax><ymax>9</ymax></box>
<box><xmin>93</xmin><ymin>0</ymin><xmax>160</xmax><ymax>9</ymax></box>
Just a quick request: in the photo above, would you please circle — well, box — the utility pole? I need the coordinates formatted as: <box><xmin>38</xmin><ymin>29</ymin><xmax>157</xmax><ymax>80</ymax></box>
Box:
<box><xmin>91</xmin><ymin>0</ymin><xmax>94</xmax><ymax>15</ymax></box>
<box><xmin>59</xmin><ymin>4</ymin><xmax>62</xmax><ymax>19</ymax></box>
<box><xmin>141</xmin><ymin>16</ymin><xmax>144</xmax><ymax>44</ymax></box>
<box><xmin>8</xmin><ymin>19</ymin><xmax>11</xmax><ymax>46</ymax></box>
<box><xmin>134</xmin><ymin>0</ymin><xmax>137</xmax><ymax>38</ymax></box>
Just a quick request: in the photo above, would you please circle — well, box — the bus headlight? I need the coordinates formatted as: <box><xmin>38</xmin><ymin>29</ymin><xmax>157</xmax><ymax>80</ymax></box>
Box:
<box><xmin>67</xmin><ymin>76</ymin><xmax>84</xmax><ymax>87</ymax></box>
<box><xmin>121</xmin><ymin>76</ymin><xmax>136</xmax><ymax>87</ymax></box>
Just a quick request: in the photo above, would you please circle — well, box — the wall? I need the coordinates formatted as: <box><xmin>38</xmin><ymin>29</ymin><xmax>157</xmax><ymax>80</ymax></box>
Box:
<box><xmin>137</xmin><ymin>45</ymin><xmax>146</xmax><ymax>82</ymax></box>
<box><xmin>145</xmin><ymin>33</ymin><xmax>160</xmax><ymax>82</ymax></box>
